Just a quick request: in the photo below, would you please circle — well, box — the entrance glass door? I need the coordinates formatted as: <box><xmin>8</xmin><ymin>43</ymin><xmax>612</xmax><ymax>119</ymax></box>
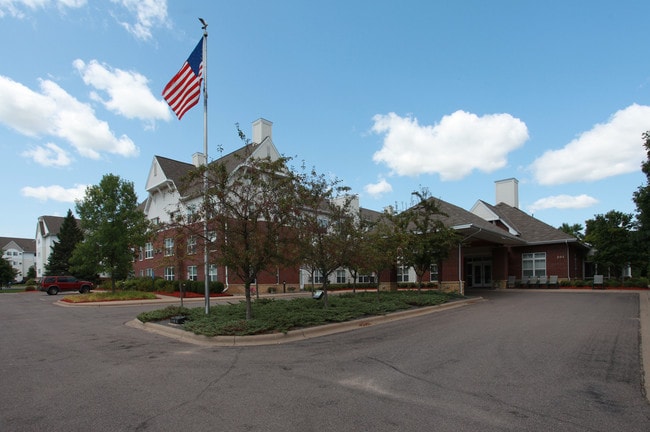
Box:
<box><xmin>466</xmin><ymin>258</ymin><xmax>492</xmax><ymax>288</ymax></box>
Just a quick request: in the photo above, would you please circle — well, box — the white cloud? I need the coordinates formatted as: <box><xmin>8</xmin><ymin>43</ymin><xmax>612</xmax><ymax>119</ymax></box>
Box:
<box><xmin>21</xmin><ymin>184</ymin><xmax>87</xmax><ymax>202</ymax></box>
<box><xmin>73</xmin><ymin>59</ymin><xmax>171</xmax><ymax>124</ymax></box>
<box><xmin>530</xmin><ymin>104</ymin><xmax>650</xmax><ymax>185</ymax></box>
<box><xmin>21</xmin><ymin>142</ymin><xmax>72</xmax><ymax>167</ymax></box>
<box><xmin>528</xmin><ymin>194</ymin><xmax>599</xmax><ymax>213</ymax></box>
<box><xmin>0</xmin><ymin>0</ymin><xmax>85</xmax><ymax>18</ymax></box>
<box><xmin>0</xmin><ymin>75</ymin><xmax>138</xmax><ymax>159</ymax></box>
<box><xmin>364</xmin><ymin>178</ymin><xmax>393</xmax><ymax>198</ymax></box>
<box><xmin>371</xmin><ymin>111</ymin><xmax>528</xmax><ymax>181</ymax></box>
<box><xmin>111</xmin><ymin>0</ymin><xmax>169</xmax><ymax>41</ymax></box>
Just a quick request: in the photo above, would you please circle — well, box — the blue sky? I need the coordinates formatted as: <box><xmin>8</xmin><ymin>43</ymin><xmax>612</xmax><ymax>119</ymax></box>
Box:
<box><xmin>1</xmin><ymin>1</ymin><xmax>650</xmax><ymax>239</ymax></box>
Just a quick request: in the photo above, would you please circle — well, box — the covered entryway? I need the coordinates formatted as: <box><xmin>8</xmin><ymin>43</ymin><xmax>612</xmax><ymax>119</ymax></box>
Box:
<box><xmin>465</xmin><ymin>257</ymin><xmax>492</xmax><ymax>288</ymax></box>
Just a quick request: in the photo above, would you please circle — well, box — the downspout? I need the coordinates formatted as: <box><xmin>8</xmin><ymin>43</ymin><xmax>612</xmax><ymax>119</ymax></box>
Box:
<box><xmin>566</xmin><ymin>240</ymin><xmax>570</xmax><ymax>280</ymax></box>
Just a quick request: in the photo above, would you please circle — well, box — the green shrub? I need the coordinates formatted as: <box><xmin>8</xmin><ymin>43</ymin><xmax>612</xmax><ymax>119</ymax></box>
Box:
<box><xmin>141</xmin><ymin>290</ymin><xmax>461</xmax><ymax>336</ymax></box>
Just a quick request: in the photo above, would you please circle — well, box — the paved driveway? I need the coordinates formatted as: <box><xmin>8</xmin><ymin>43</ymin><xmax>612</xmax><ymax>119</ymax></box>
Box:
<box><xmin>1</xmin><ymin>290</ymin><xmax>649</xmax><ymax>431</ymax></box>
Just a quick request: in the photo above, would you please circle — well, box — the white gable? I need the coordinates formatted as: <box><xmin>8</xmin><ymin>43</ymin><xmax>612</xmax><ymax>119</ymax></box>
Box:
<box><xmin>145</xmin><ymin>157</ymin><xmax>170</xmax><ymax>191</ymax></box>
<box><xmin>470</xmin><ymin>200</ymin><xmax>519</xmax><ymax>236</ymax></box>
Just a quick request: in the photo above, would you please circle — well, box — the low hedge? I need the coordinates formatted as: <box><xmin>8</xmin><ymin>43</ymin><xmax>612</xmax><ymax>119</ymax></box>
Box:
<box><xmin>105</xmin><ymin>277</ymin><xmax>225</xmax><ymax>294</ymax></box>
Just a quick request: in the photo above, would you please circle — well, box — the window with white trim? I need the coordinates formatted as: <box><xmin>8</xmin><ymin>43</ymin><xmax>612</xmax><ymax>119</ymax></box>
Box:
<box><xmin>187</xmin><ymin>265</ymin><xmax>198</xmax><ymax>281</ymax></box>
<box><xmin>358</xmin><ymin>274</ymin><xmax>375</xmax><ymax>283</ymax></box>
<box><xmin>145</xmin><ymin>242</ymin><xmax>153</xmax><ymax>259</ymax></box>
<box><xmin>313</xmin><ymin>270</ymin><xmax>323</xmax><ymax>284</ymax></box>
<box><xmin>164</xmin><ymin>266</ymin><xmax>175</xmax><ymax>281</ymax></box>
<box><xmin>397</xmin><ymin>265</ymin><xmax>409</xmax><ymax>282</ymax></box>
<box><xmin>429</xmin><ymin>263</ymin><xmax>439</xmax><ymax>282</ymax></box>
<box><xmin>336</xmin><ymin>269</ymin><xmax>346</xmax><ymax>284</ymax></box>
<box><xmin>522</xmin><ymin>252</ymin><xmax>546</xmax><ymax>277</ymax></box>
<box><xmin>164</xmin><ymin>238</ymin><xmax>174</xmax><ymax>256</ymax></box>
<box><xmin>187</xmin><ymin>236</ymin><xmax>197</xmax><ymax>255</ymax></box>
<box><xmin>209</xmin><ymin>264</ymin><xmax>218</xmax><ymax>282</ymax></box>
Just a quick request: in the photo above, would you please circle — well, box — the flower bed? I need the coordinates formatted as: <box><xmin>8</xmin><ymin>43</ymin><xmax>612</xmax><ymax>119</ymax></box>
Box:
<box><xmin>155</xmin><ymin>291</ymin><xmax>233</xmax><ymax>298</ymax></box>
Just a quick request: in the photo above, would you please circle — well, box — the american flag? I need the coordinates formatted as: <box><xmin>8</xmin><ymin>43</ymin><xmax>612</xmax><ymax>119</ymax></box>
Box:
<box><xmin>163</xmin><ymin>39</ymin><xmax>204</xmax><ymax>120</ymax></box>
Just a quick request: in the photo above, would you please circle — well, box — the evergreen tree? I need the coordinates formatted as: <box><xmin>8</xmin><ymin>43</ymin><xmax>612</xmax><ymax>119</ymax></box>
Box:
<box><xmin>0</xmin><ymin>257</ymin><xmax>18</xmax><ymax>286</ymax></box>
<box><xmin>45</xmin><ymin>209</ymin><xmax>83</xmax><ymax>275</ymax></box>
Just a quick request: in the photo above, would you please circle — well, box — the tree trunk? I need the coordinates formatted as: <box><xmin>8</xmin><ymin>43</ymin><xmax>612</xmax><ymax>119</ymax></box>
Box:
<box><xmin>245</xmin><ymin>282</ymin><xmax>253</xmax><ymax>320</ymax></box>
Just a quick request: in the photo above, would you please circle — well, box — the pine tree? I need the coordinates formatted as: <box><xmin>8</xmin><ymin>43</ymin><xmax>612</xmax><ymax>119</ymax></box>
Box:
<box><xmin>45</xmin><ymin>209</ymin><xmax>83</xmax><ymax>276</ymax></box>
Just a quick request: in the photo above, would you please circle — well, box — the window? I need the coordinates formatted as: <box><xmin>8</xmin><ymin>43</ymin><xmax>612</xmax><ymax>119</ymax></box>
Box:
<box><xmin>358</xmin><ymin>274</ymin><xmax>375</xmax><ymax>283</ymax></box>
<box><xmin>336</xmin><ymin>269</ymin><xmax>346</xmax><ymax>284</ymax></box>
<box><xmin>186</xmin><ymin>206</ymin><xmax>198</xmax><ymax>223</ymax></box>
<box><xmin>209</xmin><ymin>264</ymin><xmax>218</xmax><ymax>282</ymax></box>
<box><xmin>397</xmin><ymin>265</ymin><xmax>409</xmax><ymax>282</ymax></box>
<box><xmin>164</xmin><ymin>238</ymin><xmax>174</xmax><ymax>256</ymax></box>
<box><xmin>207</xmin><ymin>231</ymin><xmax>217</xmax><ymax>252</ymax></box>
<box><xmin>164</xmin><ymin>266</ymin><xmax>175</xmax><ymax>281</ymax></box>
<box><xmin>522</xmin><ymin>252</ymin><xmax>546</xmax><ymax>277</ymax></box>
<box><xmin>317</xmin><ymin>216</ymin><xmax>328</xmax><ymax>229</ymax></box>
<box><xmin>429</xmin><ymin>264</ymin><xmax>439</xmax><ymax>282</ymax></box>
<box><xmin>145</xmin><ymin>242</ymin><xmax>153</xmax><ymax>259</ymax></box>
<box><xmin>187</xmin><ymin>266</ymin><xmax>198</xmax><ymax>281</ymax></box>
<box><xmin>187</xmin><ymin>236</ymin><xmax>197</xmax><ymax>255</ymax></box>
<box><xmin>313</xmin><ymin>270</ymin><xmax>323</xmax><ymax>284</ymax></box>
<box><xmin>145</xmin><ymin>268</ymin><xmax>154</xmax><ymax>278</ymax></box>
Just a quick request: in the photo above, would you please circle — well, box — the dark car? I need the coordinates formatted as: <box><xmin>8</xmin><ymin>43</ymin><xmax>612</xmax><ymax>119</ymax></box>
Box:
<box><xmin>39</xmin><ymin>276</ymin><xmax>94</xmax><ymax>295</ymax></box>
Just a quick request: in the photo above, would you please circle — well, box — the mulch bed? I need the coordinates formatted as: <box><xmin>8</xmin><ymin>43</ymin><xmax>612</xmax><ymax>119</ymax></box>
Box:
<box><xmin>155</xmin><ymin>291</ymin><xmax>233</xmax><ymax>298</ymax></box>
<box><xmin>560</xmin><ymin>286</ymin><xmax>649</xmax><ymax>291</ymax></box>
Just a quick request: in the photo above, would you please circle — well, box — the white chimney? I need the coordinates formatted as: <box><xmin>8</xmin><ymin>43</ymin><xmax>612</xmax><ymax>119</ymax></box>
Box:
<box><xmin>252</xmin><ymin>118</ymin><xmax>273</xmax><ymax>144</ymax></box>
<box><xmin>495</xmin><ymin>178</ymin><xmax>519</xmax><ymax>208</ymax></box>
<box><xmin>192</xmin><ymin>152</ymin><xmax>206</xmax><ymax>167</ymax></box>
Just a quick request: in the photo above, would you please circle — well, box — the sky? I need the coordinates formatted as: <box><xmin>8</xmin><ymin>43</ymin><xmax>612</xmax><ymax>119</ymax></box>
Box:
<box><xmin>1</xmin><ymin>0</ymin><xmax>650</xmax><ymax>239</ymax></box>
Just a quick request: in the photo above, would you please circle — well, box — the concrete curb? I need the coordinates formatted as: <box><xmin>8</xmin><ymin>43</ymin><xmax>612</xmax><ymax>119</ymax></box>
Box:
<box><xmin>55</xmin><ymin>292</ymin><xmax>310</xmax><ymax>307</ymax></box>
<box><xmin>639</xmin><ymin>291</ymin><xmax>650</xmax><ymax>402</ymax></box>
<box><xmin>125</xmin><ymin>297</ymin><xmax>485</xmax><ymax>347</ymax></box>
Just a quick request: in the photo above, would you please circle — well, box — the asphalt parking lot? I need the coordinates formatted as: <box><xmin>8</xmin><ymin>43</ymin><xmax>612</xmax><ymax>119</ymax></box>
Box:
<box><xmin>1</xmin><ymin>289</ymin><xmax>649</xmax><ymax>432</ymax></box>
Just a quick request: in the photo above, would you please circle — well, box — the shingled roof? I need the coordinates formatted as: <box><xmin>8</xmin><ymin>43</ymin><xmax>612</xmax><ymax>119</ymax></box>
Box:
<box><xmin>0</xmin><ymin>237</ymin><xmax>36</xmax><ymax>253</ymax></box>
<box><xmin>38</xmin><ymin>215</ymin><xmax>66</xmax><ymax>237</ymax></box>
<box><xmin>153</xmin><ymin>142</ymin><xmax>263</xmax><ymax>198</ymax></box>
<box><xmin>470</xmin><ymin>199</ymin><xmax>585</xmax><ymax>246</ymax></box>
<box><xmin>399</xmin><ymin>198</ymin><xmax>526</xmax><ymax>246</ymax></box>
<box><xmin>491</xmin><ymin>202</ymin><xmax>582</xmax><ymax>244</ymax></box>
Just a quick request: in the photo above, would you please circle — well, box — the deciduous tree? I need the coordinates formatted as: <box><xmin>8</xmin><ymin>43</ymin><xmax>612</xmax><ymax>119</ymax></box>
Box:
<box><xmin>558</xmin><ymin>222</ymin><xmax>584</xmax><ymax>241</ymax></box>
<box><xmin>296</xmin><ymin>169</ymin><xmax>354</xmax><ymax>308</ymax></box>
<box><xmin>72</xmin><ymin>174</ymin><xmax>150</xmax><ymax>292</ymax></box>
<box><xmin>633</xmin><ymin>131</ymin><xmax>650</xmax><ymax>275</ymax></box>
<box><xmin>393</xmin><ymin>188</ymin><xmax>459</xmax><ymax>292</ymax></box>
<box><xmin>584</xmin><ymin>210</ymin><xmax>635</xmax><ymax>278</ymax></box>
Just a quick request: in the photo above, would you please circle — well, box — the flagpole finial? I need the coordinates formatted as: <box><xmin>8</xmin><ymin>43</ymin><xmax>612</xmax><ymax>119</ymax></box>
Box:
<box><xmin>199</xmin><ymin>17</ymin><xmax>207</xmax><ymax>30</ymax></box>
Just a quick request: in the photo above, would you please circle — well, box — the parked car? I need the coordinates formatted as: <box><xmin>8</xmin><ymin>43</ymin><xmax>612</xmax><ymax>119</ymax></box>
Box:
<box><xmin>39</xmin><ymin>276</ymin><xmax>94</xmax><ymax>295</ymax></box>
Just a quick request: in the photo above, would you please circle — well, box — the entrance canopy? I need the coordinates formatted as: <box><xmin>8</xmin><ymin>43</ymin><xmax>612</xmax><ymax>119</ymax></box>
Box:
<box><xmin>452</xmin><ymin>223</ymin><xmax>526</xmax><ymax>246</ymax></box>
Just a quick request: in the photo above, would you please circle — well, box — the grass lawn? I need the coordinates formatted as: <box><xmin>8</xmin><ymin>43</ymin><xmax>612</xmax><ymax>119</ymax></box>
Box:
<box><xmin>137</xmin><ymin>290</ymin><xmax>462</xmax><ymax>337</ymax></box>
<box><xmin>0</xmin><ymin>287</ymin><xmax>29</xmax><ymax>293</ymax></box>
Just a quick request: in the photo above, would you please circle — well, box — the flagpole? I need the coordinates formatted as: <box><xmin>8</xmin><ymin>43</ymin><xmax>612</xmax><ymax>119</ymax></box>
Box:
<box><xmin>200</xmin><ymin>18</ymin><xmax>210</xmax><ymax>314</ymax></box>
